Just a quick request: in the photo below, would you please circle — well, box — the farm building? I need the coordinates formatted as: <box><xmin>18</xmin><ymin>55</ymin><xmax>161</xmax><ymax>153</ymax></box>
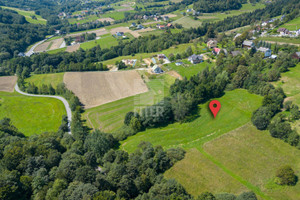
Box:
<box><xmin>152</xmin><ymin>65</ymin><xmax>163</xmax><ymax>74</ymax></box>
<box><xmin>207</xmin><ymin>40</ymin><xmax>218</xmax><ymax>49</ymax></box>
<box><xmin>257</xmin><ymin>47</ymin><xmax>272</xmax><ymax>58</ymax></box>
<box><xmin>188</xmin><ymin>54</ymin><xmax>203</xmax><ymax>64</ymax></box>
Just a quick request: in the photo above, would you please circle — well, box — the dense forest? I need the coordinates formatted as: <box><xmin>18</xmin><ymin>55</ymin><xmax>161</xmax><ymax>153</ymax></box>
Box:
<box><xmin>193</xmin><ymin>0</ymin><xmax>244</xmax><ymax>13</ymax></box>
<box><xmin>0</xmin><ymin>8</ymin><xmax>49</xmax><ymax>64</ymax></box>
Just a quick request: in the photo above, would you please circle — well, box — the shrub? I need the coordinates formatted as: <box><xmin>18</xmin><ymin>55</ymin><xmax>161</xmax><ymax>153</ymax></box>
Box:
<box><xmin>275</xmin><ymin>165</ymin><xmax>297</xmax><ymax>186</ymax></box>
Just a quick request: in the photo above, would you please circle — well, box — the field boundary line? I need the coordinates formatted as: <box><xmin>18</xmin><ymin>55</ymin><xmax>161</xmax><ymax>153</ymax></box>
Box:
<box><xmin>15</xmin><ymin>84</ymin><xmax>72</xmax><ymax>134</ymax></box>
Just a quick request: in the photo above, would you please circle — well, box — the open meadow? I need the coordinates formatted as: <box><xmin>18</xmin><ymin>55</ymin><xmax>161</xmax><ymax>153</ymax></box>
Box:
<box><xmin>280</xmin><ymin>16</ymin><xmax>300</xmax><ymax>31</ymax></box>
<box><xmin>121</xmin><ymin>89</ymin><xmax>263</xmax><ymax>152</ymax></box>
<box><xmin>0</xmin><ymin>91</ymin><xmax>66</xmax><ymax>136</ymax></box>
<box><xmin>25</xmin><ymin>73</ymin><xmax>64</xmax><ymax>88</ymax></box>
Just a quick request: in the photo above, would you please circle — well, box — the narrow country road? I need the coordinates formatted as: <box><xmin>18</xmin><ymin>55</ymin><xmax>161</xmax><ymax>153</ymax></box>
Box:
<box><xmin>25</xmin><ymin>35</ymin><xmax>54</xmax><ymax>57</ymax></box>
<box><xmin>15</xmin><ymin>84</ymin><xmax>72</xmax><ymax>134</ymax></box>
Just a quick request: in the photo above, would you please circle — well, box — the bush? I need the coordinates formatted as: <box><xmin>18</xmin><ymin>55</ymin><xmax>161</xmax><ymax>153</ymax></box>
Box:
<box><xmin>275</xmin><ymin>165</ymin><xmax>297</xmax><ymax>186</ymax></box>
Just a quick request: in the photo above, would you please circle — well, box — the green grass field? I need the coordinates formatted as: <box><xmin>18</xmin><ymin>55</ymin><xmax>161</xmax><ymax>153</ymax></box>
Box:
<box><xmin>47</xmin><ymin>47</ymin><xmax>67</xmax><ymax>54</ymax></box>
<box><xmin>197</xmin><ymin>3</ymin><xmax>265</xmax><ymax>23</ymax></box>
<box><xmin>0</xmin><ymin>92</ymin><xmax>66</xmax><ymax>136</ymax></box>
<box><xmin>83</xmin><ymin>73</ymin><xmax>175</xmax><ymax>132</ymax></box>
<box><xmin>280</xmin><ymin>16</ymin><xmax>300</xmax><ymax>31</ymax></box>
<box><xmin>25</xmin><ymin>73</ymin><xmax>64</xmax><ymax>88</ymax></box>
<box><xmin>80</xmin><ymin>34</ymin><xmax>119</xmax><ymax>50</ymax></box>
<box><xmin>173</xmin><ymin>16</ymin><xmax>202</xmax><ymax>28</ymax></box>
<box><xmin>165</xmin><ymin>148</ymin><xmax>248</xmax><ymax>196</ymax></box>
<box><xmin>203</xmin><ymin>123</ymin><xmax>300</xmax><ymax>199</ymax></box>
<box><xmin>163</xmin><ymin>61</ymin><xmax>213</xmax><ymax>79</ymax></box>
<box><xmin>1</xmin><ymin>6</ymin><xmax>47</xmax><ymax>24</ymax></box>
<box><xmin>121</xmin><ymin>89</ymin><xmax>263</xmax><ymax>152</ymax></box>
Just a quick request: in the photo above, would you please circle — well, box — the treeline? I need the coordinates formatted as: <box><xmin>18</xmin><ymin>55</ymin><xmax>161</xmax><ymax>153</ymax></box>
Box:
<box><xmin>0</xmin><ymin>8</ymin><xmax>27</xmax><ymax>24</ymax></box>
<box><xmin>193</xmin><ymin>0</ymin><xmax>243</xmax><ymax>13</ymax></box>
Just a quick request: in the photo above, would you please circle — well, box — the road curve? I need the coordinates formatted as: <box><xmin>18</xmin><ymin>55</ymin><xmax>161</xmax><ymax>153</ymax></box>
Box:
<box><xmin>15</xmin><ymin>84</ymin><xmax>72</xmax><ymax>134</ymax></box>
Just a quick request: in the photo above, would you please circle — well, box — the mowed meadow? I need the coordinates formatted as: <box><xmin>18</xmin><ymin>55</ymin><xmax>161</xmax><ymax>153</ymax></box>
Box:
<box><xmin>121</xmin><ymin>89</ymin><xmax>263</xmax><ymax>152</ymax></box>
<box><xmin>0</xmin><ymin>92</ymin><xmax>66</xmax><ymax>136</ymax></box>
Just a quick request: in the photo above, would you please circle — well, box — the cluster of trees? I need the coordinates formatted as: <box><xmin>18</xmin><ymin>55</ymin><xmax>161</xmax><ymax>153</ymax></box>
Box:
<box><xmin>0</xmin><ymin>113</ymin><xmax>200</xmax><ymax>200</ymax></box>
<box><xmin>0</xmin><ymin>8</ymin><xmax>27</xmax><ymax>24</ymax></box>
<box><xmin>117</xmin><ymin>67</ymin><xmax>229</xmax><ymax>140</ymax></box>
<box><xmin>275</xmin><ymin>165</ymin><xmax>298</xmax><ymax>186</ymax></box>
<box><xmin>193</xmin><ymin>0</ymin><xmax>244</xmax><ymax>13</ymax></box>
<box><xmin>65</xmin><ymin>33</ymin><xmax>96</xmax><ymax>45</ymax></box>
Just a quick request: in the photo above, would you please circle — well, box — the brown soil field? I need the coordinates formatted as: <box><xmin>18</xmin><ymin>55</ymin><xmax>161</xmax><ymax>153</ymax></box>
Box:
<box><xmin>161</xmin><ymin>14</ymin><xmax>177</xmax><ymax>18</ymax></box>
<box><xmin>110</xmin><ymin>27</ymin><xmax>132</xmax><ymax>35</ymax></box>
<box><xmin>67</xmin><ymin>28</ymin><xmax>108</xmax><ymax>38</ymax></box>
<box><xmin>34</xmin><ymin>41</ymin><xmax>51</xmax><ymax>52</ymax></box>
<box><xmin>98</xmin><ymin>18</ymin><xmax>115</xmax><ymax>23</ymax></box>
<box><xmin>63</xmin><ymin>71</ymin><xmax>149</xmax><ymax>108</ymax></box>
<box><xmin>66</xmin><ymin>44</ymin><xmax>80</xmax><ymax>52</ymax></box>
<box><xmin>117</xmin><ymin>8</ymin><xmax>134</xmax><ymax>12</ymax></box>
<box><xmin>49</xmin><ymin>38</ymin><xmax>64</xmax><ymax>50</ymax></box>
<box><xmin>0</xmin><ymin>76</ymin><xmax>17</xmax><ymax>92</ymax></box>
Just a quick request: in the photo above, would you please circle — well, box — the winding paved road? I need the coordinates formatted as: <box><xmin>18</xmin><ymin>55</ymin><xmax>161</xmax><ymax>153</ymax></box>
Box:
<box><xmin>15</xmin><ymin>84</ymin><xmax>72</xmax><ymax>134</ymax></box>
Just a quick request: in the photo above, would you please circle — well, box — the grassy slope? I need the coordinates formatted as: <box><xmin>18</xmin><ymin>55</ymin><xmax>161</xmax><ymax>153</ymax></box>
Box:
<box><xmin>25</xmin><ymin>73</ymin><xmax>64</xmax><ymax>88</ymax></box>
<box><xmin>173</xmin><ymin>16</ymin><xmax>202</xmax><ymax>29</ymax></box>
<box><xmin>280</xmin><ymin>16</ymin><xmax>300</xmax><ymax>31</ymax></box>
<box><xmin>163</xmin><ymin>61</ymin><xmax>213</xmax><ymax>79</ymax></box>
<box><xmin>83</xmin><ymin>73</ymin><xmax>175</xmax><ymax>132</ymax></box>
<box><xmin>1</xmin><ymin>6</ymin><xmax>46</xmax><ymax>24</ymax></box>
<box><xmin>203</xmin><ymin>123</ymin><xmax>300</xmax><ymax>200</ymax></box>
<box><xmin>0</xmin><ymin>91</ymin><xmax>66</xmax><ymax>136</ymax></box>
<box><xmin>165</xmin><ymin>148</ymin><xmax>248</xmax><ymax>196</ymax></box>
<box><xmin>121</xmin><ymin>89</ymin><xmax>263</xmax><ymax>152</ymax></box>
<box><xmin>80</xmin><ymin>34</ymin><xmax>119</xmax><ymax>50</ymax></box>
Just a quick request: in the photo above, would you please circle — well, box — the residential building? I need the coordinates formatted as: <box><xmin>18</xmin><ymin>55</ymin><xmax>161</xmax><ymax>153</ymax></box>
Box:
<box><xmin>188</xmin><ymin>54</ymin><xmax>203</xmax><ymax>64</ymax></box>
<box><xmin>257</xmin><ymin>47</ymin><xmax>272</xmax><ymax>57</ymax></box>
<box><xmin>292</xmin><ymin>52</ymin><xmax>300</xmax><ymax>60</ymax></box>
<box><xmin>207</xmin><ymin>40</ymin><xmax>218</xmax><ymax>49</ymax></box>
<box><xmin>157</xmin><ymin>54</ymin><xmax>166</xmax><ymax>60</ymax></box>
<box><xmin>116</xmin><ymin>32</ymin><xmax>124</xmax><ymax>37</ymax></box>
<box><xmin>152</xmin><ymin>65</ymin><xmax>163</xmax><ymax>74</ymax></box>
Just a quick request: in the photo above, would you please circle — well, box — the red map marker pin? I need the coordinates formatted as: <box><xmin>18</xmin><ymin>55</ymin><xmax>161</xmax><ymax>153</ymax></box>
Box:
<box><xmin>209</xmin><ymin>100</ymin><xmax>221</xmax><ymax>118</ymax></box>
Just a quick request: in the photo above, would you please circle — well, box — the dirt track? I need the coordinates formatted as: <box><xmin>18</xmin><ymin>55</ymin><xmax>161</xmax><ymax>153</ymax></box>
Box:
<box><xmin>63</xmin><ymin>71</ymin><xmax>149</xmax><ymax>108</ymax></box>
<box><xmin>0</xmin><ymin>76</ymin><xmax>17</xmax><ymax>92</ymax></box>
